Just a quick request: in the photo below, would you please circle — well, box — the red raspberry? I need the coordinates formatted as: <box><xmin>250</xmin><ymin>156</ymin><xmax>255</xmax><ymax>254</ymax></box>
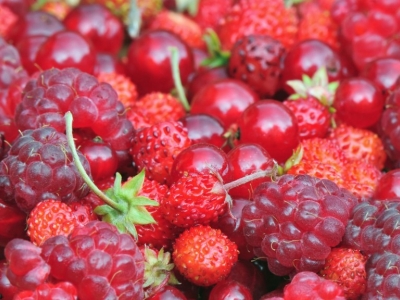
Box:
<box><xmin>14</xmin><ymin>67</ymin><xmax>134</xmax><ymax>167</ymax></box>
<box><xmin>0</xmin><ymin>127</ymin><xmax>91</xmax><ymax>212</ymax></box>
<box><xmin>14</xmin><ymin>282</ymin><xmax>77</xmax><ymax>300</ymax></box>
<box><xmin>40</xmin><ymin>221</ymin><xmax>145</xmax><ymax>300</ymax></box>
<box><xmin>242</xmin><ymin>174</ymin><xmax>358</xmax><ymax>276</ymax></box>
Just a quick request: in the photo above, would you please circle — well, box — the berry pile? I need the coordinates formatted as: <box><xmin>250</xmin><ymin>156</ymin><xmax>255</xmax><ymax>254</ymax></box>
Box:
<box><xmin>1</xmin><ymin>0</ymin><xmax>400</xmax><ymax>299</ymax></box>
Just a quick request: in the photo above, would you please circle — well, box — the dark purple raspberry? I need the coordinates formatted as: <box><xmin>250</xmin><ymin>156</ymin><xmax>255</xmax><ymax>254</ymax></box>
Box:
<box><xmin>0</xmin><ymin>126</ymin><xmax>91</xmax><ymax>212</ymax></box>
<box><xmin>14</xmin><ymin>67</ymin><xmax>134</xmax><ymax>168</ymax></box>
<box><xmin>242</xmin><ymin>174</ymin><xmax>358</xmax><ymax>276</ymax></box>
<box><xmin>40</xmin><ymin>221</ymin><xmax>145</xmax><ymax>300</ymax></box>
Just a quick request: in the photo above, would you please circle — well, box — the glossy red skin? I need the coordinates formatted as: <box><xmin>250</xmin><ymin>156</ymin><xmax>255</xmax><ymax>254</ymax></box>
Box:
<box><xmin>179</xmin><ymin>114</ymin><xmax>225</xmax><ymax>148</ymax></box>
<box><xmin>281</xmin><ymin>39</ymin><xmax>352</xmax><ymax>94</ymax></box>
<box><xmin>147</xmin><ymin>285</ymin><xmax>187</xmax><ymax>300</ymax></box>
<box><xmin>15</xmin><ymin>35</ymin><xmax>48</xmax><ymax>75</ymax></box>
<box><xmin>237</xmin><ymin>100</ymin><xmax>300</xmax><ymax>164</ymax></box>
<box><xmin>0</xmin><ymin>199</ymin><xmax>27</xmax><ymax>247</ymax></box>
<box><xmin>209</xmin><ymin>280</ymin><xmax>253</xmax><ymax>300</ymax></box>
<box><xmin>211</xmin><ymin>198</ymin><xmax>255</xmax><ymax>260</ymax></box>
<box><xmin>169</xmin><ymin>143</ymin><xmax>231</xmax><ymax>185</ymax></box>
<box><xmin>34</xmin><ymin>30</ymin><xmax>96</xmax><ymax>74</ymax></box>
<box><xmin>361</xmin><ymin>57</ymin><xmax>400</xmax><ymax>97</ymax></box>
<box><xmin>191</xmin><ymin>47</ymin><xmax>208</xmax><ymax>71</ymax></box>
<box><xmin>227</xmin><ymin>143</ymin><xmax>275</xmax><ymax>199</ymax></box>
<box><xmin>5</xmin><ymin>10</ymin><xmax>65</xmax><ymax>45</ymax></box>
<box><xmin>333</xmin><ymin>77</ymin><xmax>384</xmax><ymax>129</ymax></box>
<box><xmin>373</xmin><ymin>169</ymin><xmax>400</xmax><ymax>200</ymax></box>
<box><xmin>126</xmin><ymin>30</ymin><xmax>194</xmax><ymax>96</ymax></box>
<box><xmin>190</xmin><ymin>78</ymin><xmax>259</xmax><ymax>130</ymax></box>
<box><xmin>93</xmin><ymin>53</ymin><xmax>125</xmax><ymax>76</ymax></box>
<box><xmin>77</xmin><ymin>139</ymin><xmax>119</xmax><ymax>182</ymax></box>
<box><xmin>187</xmin><ymin>67</ymin><xmax>229</xmax><ymax>100</ymax></box>
<box><xmin>63</xmin><ymin>4</ymin><xmax>124</xmax><ymax>55</ymax></box>
<box><xmin>0</xmin><ymin>0</ymin><xmax>32</xmax><ymax>17</ymax></box>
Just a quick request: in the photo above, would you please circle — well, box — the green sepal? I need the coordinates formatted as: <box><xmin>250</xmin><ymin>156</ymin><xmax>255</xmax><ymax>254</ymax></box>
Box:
<box><xmin>201</xmin><ymin>29</ymin><xmax>231</xmax><ymax>68</ymax></box>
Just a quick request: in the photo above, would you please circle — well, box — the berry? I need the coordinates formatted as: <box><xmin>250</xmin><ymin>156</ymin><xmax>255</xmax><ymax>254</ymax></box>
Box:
<box><xmin>14</xmin><ymin>281</ymin><xmax>77</xmax><ymax>300</ymax></box>
<box><xmin>0</xmin><ymin>199</ymin><xmax>27</xmax><ymax>247</ymax></box>
<box><xmin>0</xmin><ymin>4</ymin><xmax>17</xmax><ymax>37</ymax></box>
<box><xmin>209</xmin><ymin>279</ymin><xmax>253</xmax><ymax>300</ymax></box>
<box><xmin>0</xmin><ymin>126</ymin><xmax>91</xmax><ymax>212</ymax></box>
<box><xmin>242</xmin><ymin>174</ymin><xmax>358</xmax><ymax>276</ymax></box>
<box><xmin>172</xmin><ymin>225</ymin><xmax>238</xmax><ymax>286</ymax></box>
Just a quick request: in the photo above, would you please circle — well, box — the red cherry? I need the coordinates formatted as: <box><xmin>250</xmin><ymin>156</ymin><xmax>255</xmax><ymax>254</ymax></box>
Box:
<box><xmin>209</xmin><ymin>280</ymin><xmax>253</xmax><ymax>300</ymax></box>
<box><xmin>6</xmin><ymin>10</ymin><xmax>64</xmax><ymax>45</ymax></box>
<box><xmin>15</xmin><ymin>35</ymin><xmax>48</xmax><ymax>75</ymax></box>
<box><xmin>0</xmin><ymin>198</ymin><xmax>27</xmax><ymax>247</ymax></box>
<box><xmin>147</xmin><ymin>285</ymin><xmax>187</xmax><ymax>300</ymax></box>
<box><xmin>190</xmin><ymin>79</ymin><xmax>259</xmax><ymax>130</ymax></box>
<box><xmin>281</xmin><ymin>39</ymin><xmax>352</xmax><ymax>94</ymax></box>
<box><xmin>179</xmin><ymin>113</ymin><xmax>225</xmax><ymax>148</ymax></box>
<box><xmin>34</xmin><ymin>30</ymin><xmax>96</xmax><ymax>74</ymax></box>
<box><xmin>63</xmin><ymin>4</ymin><xmax>124</xmax><ymax>55</ymax></box>
<box><xmin>169</xmin><ymin>143</ymin><xmax>231</xmax><ymax>185</ymax></box>
<box><xmin>333</xmin><ymin>77</ymin><xmax>384</xmax><ymax>129</ymax></box>
<box><xmin>126</xmin><ymin>30</ymin><xmax>194</xmax><ymax>96</ymax></box>
<box><xmin>0</xmin><ymin>0</ymin><xmax>32</xmax><ymax>17</ymax></box>
<box><xmin>93</xmin><ymin>53</ymin><xmax>125</xmax><ymax>76</ymax></box>
<box><xmin>237</xmin><ymin>100</ymin><xmax>300</xmax><ymax>164</ymax></box>
<box><xmin>373</xmin><ymin>169</ymin><xmax>400</xmax><ymax>200</ymax></box>
<box><xmin>227</xmin><ymin>143</ymin><xmax>275</xmax><ymax>200</ymax></box>
<box><xmin>77</xmin><ymin>139</ymin><xmax>119</xmax><ymax>183</ymax></box>
<box><xmin>187</xmin><ymin>67</ymin><xmax>229</xmax><ymax>100</ymax></box>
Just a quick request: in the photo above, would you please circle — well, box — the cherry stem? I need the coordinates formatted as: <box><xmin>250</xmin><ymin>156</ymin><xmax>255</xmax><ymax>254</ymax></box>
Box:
<box><xmin>168</xmin><ymin>46</ymin><xmax>191</xmax><ymax>112</ymax></box>
<box><xmin>64</xmin><ymin>111</ymin><xmax>124</xmax><ymax>213</ymax></box>
<box><xmin>223</xmin><ymin>163</ymin><xmax>278</xmax><ymax>191</ymax></box>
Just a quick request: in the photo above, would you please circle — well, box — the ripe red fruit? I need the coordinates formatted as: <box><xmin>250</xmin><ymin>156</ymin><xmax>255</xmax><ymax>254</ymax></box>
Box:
<box><xmin>0</xmin><ymin>199</ymin><xmax>26</xmax><ymax>247</ymax></box>
<box><xmin>126</xmin><ymin>30</ymin><xmax>194</xmax><ymax>96</ymax></box>
<box><xmin>333</xmin><ymin>77</ymin><xmax>384</xmax><ymax>128</ymax></box>
<box><xmin>209</xmin><ymin>280</ymin><xmax>253</xmax><ymax>300</ymax></box>
<box><xmin>187</xmin><ymin>67</ymin><xmax>229</xmax><ymax>100</ymax></box>
<box><xmin>14</xmin><ymin>281</ymin><xmax>77</xmax><ymax>300</ymax></box>
<box><xmin>34</xmin><ymin>30</ymin><xmax>96</xmax><ymax>74</ymax></box>
<box><xmin>374</xmin><ymin>169</ymin><xmax>400</xmax><ymax>200</ymax></box>
<box><xmin>147</xmin><ymin>285</ymin><xmax>187</xmax><ymax>300</ymax></box>
<box><xmin>237</xmin><ymin>100</ymin><xmax>300</xmax><ymax>164</ymax></box>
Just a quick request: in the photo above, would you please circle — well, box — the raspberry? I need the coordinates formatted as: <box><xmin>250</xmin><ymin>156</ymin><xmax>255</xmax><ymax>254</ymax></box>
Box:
<box><xmin>242</xmin><ymin>174</ymin><xmax>358</xmax><ymax>276</ymax></box>
<box><xmin>0</xmin><ymin>127</ymin><xmax>91</xmax><ymax>212</ymax></box>
<box><xmin>14</xmin><ymin>282</ymin><xmax>77</xmax><ymax>300</ymax></box>
<box><xmin>14</xmin><ymin>67</ymin><xmax>134</xmax><ymax>167</ymax></box>
<box><xmin>40</xmin><ymin>221</ymin><xmax>145</xmax><ymax>300</ymax></box>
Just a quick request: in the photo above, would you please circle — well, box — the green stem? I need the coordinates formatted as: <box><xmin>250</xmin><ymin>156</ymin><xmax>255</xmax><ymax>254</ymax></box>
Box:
<box><xmin>64</xmin><ymin>111</ymin><xmax>124</xmax><ymax>213</ymax></box>
<box><xmin>168</xmin><ymin>47</ymin><xmax>191</xmax><ymax>112</ymax></box>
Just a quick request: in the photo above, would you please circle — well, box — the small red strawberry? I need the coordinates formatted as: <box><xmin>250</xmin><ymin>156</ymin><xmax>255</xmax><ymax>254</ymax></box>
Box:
<box><xmin>300</xmin><ymin>138</ymin><xmax>347</xmax><ymax>168</ymax></box>
<box><xmin>319</xmin><ymin>247</ymin><xmax>367</xmax><ymax>299</ymax></box>
<box><xmin>187</xmin><ymin>0</ymin><xmax>234</xmax><ymax>31</ymax></box>
<box><xmin>172</xmin><ymin>225</ymin><xmax>238</xmax><ymax>286</ymax></box>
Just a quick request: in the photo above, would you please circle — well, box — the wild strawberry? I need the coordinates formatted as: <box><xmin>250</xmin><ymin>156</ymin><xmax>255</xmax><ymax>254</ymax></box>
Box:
<box><xmin>133</xmin><ymin>92</ymin><xmax>186</xmax><ymax>126</ymax></box>
<box><xmin>0</xmin><ymin>4</ymin><xmax>17</xmax><ymax>37</ymax></box>
<box><xmin>161</xmin><ymin>172</ymin><xmax>228</xmax><ymax>228</ymax></box>
<box><xmin>242</xmin><ymin>174</ymin><xmax>358</xmax><ymax>276</ymax></box>
<box><xmin>14</xmin><ymin>281</ymin><xmax>77</xmax><ymax>300</ymax></box>
<box><xmin>173</xmin><ymin>225</ymin><xmax>238</xmax><ymax>286</ymax></box>
<box><xmin>319</xmin><ymin>247</ymin><xmax>367</xmax><ymax>299</ymax></box>
<box><xmin>148</xmin><ymin>10</ymin><xmax>204</xmax><ymax>49</ymax></box>
<box><xmin>27</xmin><ymin>200</ymin><xmax>82</xmax><ymax>246</ymax></box>
<box><xmin>97</xmin><ymin>72</ymin><xmax>138</xmax><ymax>108</ymax></box>
<box><xmin>300</xmin><ymin>137</ymin><xmax>347</xmax><ymax>168</ymax></box>
<box><xmin>228</xmin><ymin>35</ymin><xmax>286</xmax><ymax>98</ymax></box>
<box><xmin>187</xmin><ymin>0</ymin><xmax>233</xmax><ymax>31</ymax></box>
<box><xmin>40</xmin><ymin>221</ymin><xmax>145</xmax><ymax>299</ymax></box>
<box><xmin>329</xmin><ymin>123</ymin><xmax>386</xmax><ymax>170</ymax></box>
<box><xmin>130</xmin><ymin>121</ymin><xmax>192</xmax><ymax>184</ymax></box>
<box><xmin>126</xmin><ymin>108</ymin><xmax>152</xmax><ymax>130</ymax></box>
<box><xmin>216</xmin><ymin>0</ymin><xmax>298</xmax><ymax>50</ymax></box>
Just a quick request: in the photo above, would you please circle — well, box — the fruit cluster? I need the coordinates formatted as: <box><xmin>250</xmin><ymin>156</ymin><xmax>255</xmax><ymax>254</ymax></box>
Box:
<box><xmin>1</xmin><ymin>0</ymin><xmax>400</xmax><ymax>299</ymax></box>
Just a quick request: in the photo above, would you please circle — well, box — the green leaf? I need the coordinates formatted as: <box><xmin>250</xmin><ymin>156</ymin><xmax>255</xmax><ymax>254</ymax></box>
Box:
<box><xmin>131</xmin><ymin>196</ymin><xmax>159</xmax><ymax>207</ymax></box>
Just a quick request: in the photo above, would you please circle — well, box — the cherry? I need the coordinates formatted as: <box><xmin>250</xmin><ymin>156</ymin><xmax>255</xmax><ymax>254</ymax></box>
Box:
<box><xmin>211</xmin><ymin>198</ymin><xmax>255</xmax><ymax>260</ymax></box>
<box><xmin>93</xmin><ymin>53</ymin><xmax>125</xmax><ymax>76</ymax></box>
<box><xmin>77</xmin><ymin>139</ymin><xmax>119</xmax><ymax>183</ymax></box>
<box><xmin>187</xmin><ymin>66</ymin><xmax>229</xmax><ymax>100</ymax></box>
<box><xmin>34</xmin><ymin>30</ymin><xmax>96</xmax><ymax>74</ymax></box>
<box><xmin>126</xmin><ymin>30</ymin><xmax>194</xmax><ymax>96</ymax></box>
<box><xmin>0</xmin><ymin>0</ymin><xmax>32</xmax><ymax>17</ymax></box>
<box><xmin>192</xmin><ymin>47</ymin><xmax>209</xmax><ymax>71</ymax></box>
<box><xmin>63</xmin><ymin>4</ymin><xmax>124</xmax><ymax>55</ymax></box>
<box><xmin>281</xmin><ymin>39</ymin><xmax>352</xmax><ymax>94</ymax></box>
<box><xmin>227</xmin><ymin>143</ymin><xmax>275</xmax><ymax>200</ymax></box>
<box><xmin>147</xmin><ymin>285</ymin><xmax>187</xmax><ymax>300</ymax></box>
<box><xmin>190</xmin><ymin>78</ymin><xmax>259</xmax><ymax>130</ymax></box>
<box><xmin>208</xmin><ymin>280</ymin><xmax>253</xmax><ymax>300</ymax></box>
<box><xmin>169</xmin><ymin>143</ymin><xmax>231</xmax><ymax>185</ymax></box>
<box><xmin>6</xmin><ymin>10</ymin><xmax>65</xmax><ymax>45</ymax></box>
<box><xmin>0</xmin><ymin>76</ymin><xmax>29</xmax><ymax>118</ymax></box>
<box><xmin>15</xmin><ymin>35</ymin><xmax>48</xmax><ymax>75</ymax></box>
<box><xmin>179</xmin><ymin>113</ymin><xmax>226</xmax><ymax>148</ymax></box>
<box><xmin>333</xmin><ymin>77</ymin><xmax>384</xmax><ymax>129</ymax></box>
<box><xmin>373</xmin><ymin>169</ymin><xmax>400</xmax><ymax>200</ymax></box>
<box><xmin>361</xmin><ymin>57</ymin><xmax>400</xmax><ymax>96</ymax></box>
<box><xmin>237</xmin><ymin>100</ymin><xmax>300</xmax><ymax>164</ymax></box>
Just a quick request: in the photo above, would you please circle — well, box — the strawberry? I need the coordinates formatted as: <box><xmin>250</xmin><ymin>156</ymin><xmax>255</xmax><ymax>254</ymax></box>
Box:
<box><xmin>148</xmin><ymin>10</ymin><xmax>204</xmax><ymax>49</ymax></box>
<box><xmin>188</xmin><ymin>0</ymin><xmax>233</xmax><ymax>31</ymax></box>
<box><xmin>0</xmin><ymin>4</ymin><xmax>17</xmax><ymax>37</ymax></box>
<box><xmin>319</xmin><ymin>247</ymin><xmax>367</xmax><ymax>299</ymax></box>
<box><xmin>172</xmin><ymin>225</ymin><xmax>238</xmax><ymax>286</ymax></box>
<box><xmin>216</xmin><ymin>0</ymin><xmax>298</xmax><ymax>50</ymax></box>
<box><xmin>27</xmin><ymin>200</ymin><xmax>82</xmax><ymax>246</ymax></box>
